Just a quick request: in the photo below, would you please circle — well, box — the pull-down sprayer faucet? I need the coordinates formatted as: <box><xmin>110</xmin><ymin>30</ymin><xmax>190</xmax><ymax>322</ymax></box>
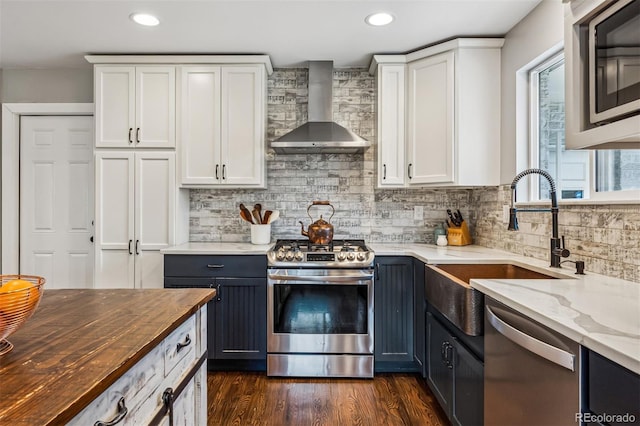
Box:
<box><xmin>508</xmin><ymin>168</ymin><xmax>570</xmax><ymax>268</ymax></box>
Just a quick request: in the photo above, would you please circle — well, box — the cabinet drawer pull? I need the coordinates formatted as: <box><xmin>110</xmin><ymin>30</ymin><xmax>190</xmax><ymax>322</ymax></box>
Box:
<box><xmin>176</xmin><ymin>334</ymin><xmax>191</xmax><ymax>353</ymax></box>
<box><xmin>128</xmin><ymin>128</ymin><xmax>133</xmax><ymax>144</ymax></box>
<box><xmin>215</xmin><ymin>164</ymin><xmax>219</xmax><ymax>180</ymax></box>
<box><xmin>136</xmin><ymin>127</ymin><xmax>140</xmax><ymax>144</ymax></box>
<box><xmin>222</xmin><ymin>164</ymin><xmax>226</xmax><ymax>180</ymax></box>
<box><xmin>408</xmin><ymin>163</ymin><xmax>413</xmax><ymax>179</ymax></box>
<box><xmin>94</xmin><ymin>397</ymin><xmax>128</xmax><ymax>426</ymax></box>
<box><xmin>207</xmin><ymin>264</ymin><xmax>224</xmax><ymax>269</ymax></box>
<box><xmin>135</xmin><ymin>239</ymin><xmax>140</xmax><ymax>255</ymax></box>
<box><xmin>128</xmin><ymin>239</ymin><xmax>133</xmax><ymax>255</ymax></box>
<box><xmin>383</xmin><ymin>164</ymin><xmax>387</xmax><ymax>180</ymax></box>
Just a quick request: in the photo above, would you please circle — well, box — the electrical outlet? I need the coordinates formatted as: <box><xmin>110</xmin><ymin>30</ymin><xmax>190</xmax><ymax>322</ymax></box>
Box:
<box><xmin>502</xmin><ymin>205</ymin><xmax>510</xmax><ymax>223</ymax></box>
<box><xmin>414</xmin><ymin>206</ymin><xmax>424</xmax><ymax>220</ymax></box>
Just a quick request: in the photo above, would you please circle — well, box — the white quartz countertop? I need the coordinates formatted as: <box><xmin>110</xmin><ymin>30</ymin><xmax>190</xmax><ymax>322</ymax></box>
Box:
<box><xmin>161</xmin><ymin>241</ymin><xmax>273</xmax><ymax>254</ymax></box>
<box><xmin>162</xmin><ymin>242</ymin><xmax>640</xmax><ymax>374</ymax></box>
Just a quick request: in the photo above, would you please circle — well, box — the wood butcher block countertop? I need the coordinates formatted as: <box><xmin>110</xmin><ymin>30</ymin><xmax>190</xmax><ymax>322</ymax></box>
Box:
<box><xmin>0</xmin><ymin>288</ymin><xmax>215</xmax><ymax>425</ymax></box>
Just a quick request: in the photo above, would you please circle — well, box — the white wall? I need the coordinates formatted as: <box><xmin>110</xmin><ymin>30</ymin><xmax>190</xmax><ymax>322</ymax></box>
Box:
<box><xmin>1</xmin><ymin>68</ymin><xmax>93</xmax><ymax>103</ymax></box>
<box><xmin>500</xmin><ymin>0</ymin><xmax>564</xmax><ymax>184</ymax></box>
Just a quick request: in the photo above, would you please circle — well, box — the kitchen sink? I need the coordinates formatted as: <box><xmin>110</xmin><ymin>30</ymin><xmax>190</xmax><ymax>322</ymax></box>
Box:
<box><xmin>425</xmin><ymin>263</ymin><xmax>562</xmax><ymax>336</ymax></box>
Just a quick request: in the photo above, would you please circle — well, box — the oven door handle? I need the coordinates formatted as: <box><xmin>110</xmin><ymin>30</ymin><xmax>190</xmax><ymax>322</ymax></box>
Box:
<box><xmin>268</xmin><ymin>274</ymin><xmax>373</xmax><ymax>283</ymax></box>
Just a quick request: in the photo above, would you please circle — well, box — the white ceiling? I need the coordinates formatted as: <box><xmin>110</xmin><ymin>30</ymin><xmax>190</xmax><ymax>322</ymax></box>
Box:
<box><xmin>0</xmin><ymin>0</ymin><xmax>543</xmax><ymax>69</ymax></box>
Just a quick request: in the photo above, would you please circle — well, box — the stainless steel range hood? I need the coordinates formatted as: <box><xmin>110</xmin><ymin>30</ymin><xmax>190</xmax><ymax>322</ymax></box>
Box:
<box><xmin>271</xmin><ymin>61</ymin><xmax>371</xmax><ymax>154</ymax></box>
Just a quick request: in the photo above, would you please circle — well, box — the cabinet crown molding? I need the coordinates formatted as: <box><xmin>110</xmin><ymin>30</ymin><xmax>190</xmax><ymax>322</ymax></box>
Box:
<box><xmin>369</xmin><ymin>38</ymin><xmax>505</xmax><ymax>75</ymax></box>
<box><xmin>85</xmin><ymin>54</ymin><xmax>273</xmax><ymax>75</ymax></box>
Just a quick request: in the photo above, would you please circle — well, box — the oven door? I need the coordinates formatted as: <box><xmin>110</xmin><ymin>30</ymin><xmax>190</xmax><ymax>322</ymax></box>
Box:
<box><xmin>267</xmin><ymin>268</ymin><xmax>374</xmax><ymax>355</ymax></box>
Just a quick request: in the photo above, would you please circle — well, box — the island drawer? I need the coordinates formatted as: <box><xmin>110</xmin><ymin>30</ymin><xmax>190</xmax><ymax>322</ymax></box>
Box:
<box><xmin>69</xmin><ymin>344</ymin><xmax>164</xmax><ymax>425</ymax></box>
<box><xmin>164</xmin><ymin>315</ymin><xmax>197</xmax><ymax>378</ymax></box>
<box><xmin>164</xmin><ymin>254</ymin><xmax>267</xmax><ymax>278</ymax></box>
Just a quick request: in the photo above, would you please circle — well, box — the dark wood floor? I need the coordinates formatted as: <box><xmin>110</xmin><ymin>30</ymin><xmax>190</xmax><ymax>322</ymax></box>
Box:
<box><xmin>207</xmin><ymin>372</ymin><xmax>449</xmax><ymax>426</ymax></box>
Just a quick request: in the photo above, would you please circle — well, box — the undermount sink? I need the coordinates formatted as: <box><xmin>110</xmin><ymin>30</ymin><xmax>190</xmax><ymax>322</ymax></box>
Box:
<box><xmin>425</xmin><ymin>263</ymin><xmax>560</xmax><ymax>336</ymax></box>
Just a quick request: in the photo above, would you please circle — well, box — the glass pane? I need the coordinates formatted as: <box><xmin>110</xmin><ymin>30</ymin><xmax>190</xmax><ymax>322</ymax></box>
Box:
<box><xmin>537</xmin><ymin>60</ymin><xmax>564</xmax><ymax>199</ymax></box>
<box><xmin>537</xmin><ymin>58</ymin><xmax>590</xmax><ymax>200</ymax></box>
<box><xmin>596</xmin><ymin>150</ymin><xmax>640</xmax><ymax>191</ymax></box>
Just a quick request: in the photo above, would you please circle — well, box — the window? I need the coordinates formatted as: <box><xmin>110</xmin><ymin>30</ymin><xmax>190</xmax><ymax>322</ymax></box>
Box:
<box><xmin>528</xmin><ymin>52</ymin><xmax>640</xmax><ymax>203</ymax></box>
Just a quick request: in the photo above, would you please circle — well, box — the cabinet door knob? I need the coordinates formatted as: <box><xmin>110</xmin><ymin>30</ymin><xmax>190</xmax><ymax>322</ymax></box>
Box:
<box><xmin>94</xmin><ymin>397</ymin><xmax>128</xmax><ymax>426</ymax></box>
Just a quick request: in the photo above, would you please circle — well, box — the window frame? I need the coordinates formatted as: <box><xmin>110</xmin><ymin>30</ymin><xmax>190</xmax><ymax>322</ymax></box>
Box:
<box><xmin>524</xmin><ymin>51</ymin><xmax>640</xmax><ymax>205</ymax></box>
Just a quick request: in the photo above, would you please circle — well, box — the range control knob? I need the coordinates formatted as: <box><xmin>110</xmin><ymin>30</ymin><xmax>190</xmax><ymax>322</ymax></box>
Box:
<box><xmin>357</xmin><ymin>252</ymin><xmax>366</xmax><ymax>262</ymax></box>
<box><xmin>337</xmin><ymin>252</ymin><xmax>347</xmax><ymax>261</ymax></box>
<box><xmin>285</xmin><ymin>251</ymin><xmax>294</xmax><ymax>261</ymax></box>
<box><xmin>347</xmin><ymin>252</ymin><xmax>356</xmax><ymax>261</ymax></box>
<box><xmin>295</xmin><ymin>251</ymin><xmax>304</xmax><ymax>261</ymax></box>
<box><xmin>276</xmin><ymin>251</ymin><xmax>285</xmax><ymax>261</ymax></box>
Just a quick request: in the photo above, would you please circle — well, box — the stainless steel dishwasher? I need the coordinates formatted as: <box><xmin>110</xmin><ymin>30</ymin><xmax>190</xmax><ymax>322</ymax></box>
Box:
<box><xmin>484</xmin><ymin>297</ymin><xmax>580</xmax><ymax>426</ymax></box>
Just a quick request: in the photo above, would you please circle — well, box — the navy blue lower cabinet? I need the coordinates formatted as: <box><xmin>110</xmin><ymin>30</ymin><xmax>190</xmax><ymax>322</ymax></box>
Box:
<box><xmin>584</xmin><ymin>349</ymin><xmax>640</xmax><ymax>426</ymax></box>
<box><xmin>164</xmin><ymin>254</ymin><xmax>267</xmax><ymax>371</ymax></box>
<box><xmin>212</xmin><ymin>277</ymin><xmax>267</xmax><ymax>361</ymax></box>
<box><xmin>414</xmin><ymin>258</ymin><xmax>427</xmax><ymax>377</ymax></box>
<box><xmin>427</xmin><ymin>311</ymin><xmax>483</xmax><ymax>426</ymax></box>
<box><xmin>374</xmin><ymin>256</ymin><xmax>417</xmax><ymax>372</ymax></box>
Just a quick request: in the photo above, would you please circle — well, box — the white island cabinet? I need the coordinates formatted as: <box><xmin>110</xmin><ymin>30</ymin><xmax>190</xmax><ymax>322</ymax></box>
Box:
<box><xmin>370</xmin><ymin>38</ymin><xmax>504</xmax><ymax>188</ymax></box>
<box><xmin>69</xmin><ymin>303</ymin><xmax>208</xmax><ymax>425</ymax></box>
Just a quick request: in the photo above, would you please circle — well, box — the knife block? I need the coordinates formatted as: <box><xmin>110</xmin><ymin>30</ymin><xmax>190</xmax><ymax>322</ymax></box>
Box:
<box><xmin>447</xmin><ymin>221</ymin><xmax>472</xmax><ymax>246</ymax></box>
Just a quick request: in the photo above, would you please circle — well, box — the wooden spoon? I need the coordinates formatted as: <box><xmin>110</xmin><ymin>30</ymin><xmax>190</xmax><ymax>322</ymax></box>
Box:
<box><xmin>262</xmin><ymin>210</ymin><xmax>273</xmax><ymax>224</ymax></box>
<box><xmin>267</xmin><ymin>210</ymin><xmax>279</xmax><ymax>224</ymax></box>
<box><xmin>252</xmin><ymin>208</ymin><xmax>262</xmax><ymax>224</ymax></box>
<box><xmin>239</xmin><ymin>203</ymin><xmax>254</xmax><ymax>224</ymax></box>
<box><xmin>254</xmin><ymin>203</ymin><xmax>263</xmax><ymax>224</ymax></box>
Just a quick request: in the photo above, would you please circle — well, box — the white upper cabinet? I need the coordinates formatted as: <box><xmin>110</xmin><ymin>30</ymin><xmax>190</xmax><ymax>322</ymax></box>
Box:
<box><xmin>376</xmin><ymin>64</ymin><xmax>407</xmax><ymax>187</ymax></box>
<box><xmin>371</xmin><ymin>38</ymin><xmax>504</xmax><ymax>188</ymax></box>
<box><xmin>94</xmin><ymin>65</ymin><xmax>176</xmax><ymax>149</ymax></box>
<box><xmin>407</xmin><ymin>51</ymin><xmax>455</xmax><ymax>185</ymax></box>
<box><xmin>178</xmin><ymin>64</ymin><xmax>266</xmax><ymax>188</ymax></box>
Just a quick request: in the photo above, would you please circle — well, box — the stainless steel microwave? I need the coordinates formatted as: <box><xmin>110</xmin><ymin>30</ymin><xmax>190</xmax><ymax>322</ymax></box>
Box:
<box><xmin>588</xmin><ymin>0</ymin><xmax>640</xmax><ymax>124</ymax></box>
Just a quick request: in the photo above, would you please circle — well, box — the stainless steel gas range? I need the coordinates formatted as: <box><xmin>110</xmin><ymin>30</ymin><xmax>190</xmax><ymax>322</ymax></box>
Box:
<box><xmin>266</xmin><ymin>239</ymin><xmax>375</xmax><ymax>378</ymax></box>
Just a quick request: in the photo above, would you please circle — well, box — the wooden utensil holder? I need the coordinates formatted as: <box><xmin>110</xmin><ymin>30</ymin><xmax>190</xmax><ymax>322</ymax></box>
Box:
<box><xmin>447</xmin><ymin>221</ymin><xmax>472</xmax><ymax>246</ymax></box>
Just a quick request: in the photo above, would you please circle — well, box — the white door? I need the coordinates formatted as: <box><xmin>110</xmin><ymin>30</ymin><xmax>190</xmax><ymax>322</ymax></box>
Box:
<box><xmin>135</xmin><ymin>152</ymin><xmax>175</xmax><ymax>289</ymax></box>
<box><xmin>407</xmin><ymin>51</ymin><xmax>455</xmax><ymax>185</ymax></box>
<box><xmin>20</xmin><ymin>116</ymin><xmax>94</xmax><ymax>289</ymax></box>
<box><xmin>94</xmin><ymin>151</ymin><xmax>135</xmax><ymax>289</ymax></box>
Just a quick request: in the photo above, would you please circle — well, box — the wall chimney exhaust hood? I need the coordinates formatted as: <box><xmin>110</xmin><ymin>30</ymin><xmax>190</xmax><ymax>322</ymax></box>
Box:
<box><xmin>271</xmin><ymin>61</ymin><xmax>371</xmax><ymax>154</ymax></box>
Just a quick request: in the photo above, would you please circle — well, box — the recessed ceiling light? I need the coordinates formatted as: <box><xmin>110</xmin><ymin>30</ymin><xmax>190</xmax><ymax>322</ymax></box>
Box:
<box><xmin>130</xmin><ymin>13</ymin><xmax>160</xmax><ymax>27</ymax></box>
<box><xmin>365</xmin><ymin>12</ymin><xmax>394</xmax><ymax>27</ymax></box>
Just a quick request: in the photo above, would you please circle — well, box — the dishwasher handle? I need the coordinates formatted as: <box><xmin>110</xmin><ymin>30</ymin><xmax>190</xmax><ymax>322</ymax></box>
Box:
<box><xmin>486</xmin><ymin>305</ymin><xmax>575</xmax><ymax>371</ymax></box>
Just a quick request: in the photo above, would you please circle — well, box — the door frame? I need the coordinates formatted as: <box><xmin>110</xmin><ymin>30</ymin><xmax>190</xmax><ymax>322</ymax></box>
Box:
<box><xmin>1</xmin><ymin>103</ymin><xmax>94</xmax><ymax>273</ymax></box>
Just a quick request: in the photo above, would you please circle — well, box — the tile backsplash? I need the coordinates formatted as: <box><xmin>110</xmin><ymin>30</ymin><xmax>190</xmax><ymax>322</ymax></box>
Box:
<box><xmin>471</xmin><ymin>186</ymin><xmax>640</xmax><ymax>282</ymax></box>
<box><xmin>190</xmin><ymin>67</ymin><xmax>639</xmax><ymax>282</ymax></box>
<box><xmin>190</xmin><ymin>68</ymin><xmax>473</xmax><ymax>244</ymax></box>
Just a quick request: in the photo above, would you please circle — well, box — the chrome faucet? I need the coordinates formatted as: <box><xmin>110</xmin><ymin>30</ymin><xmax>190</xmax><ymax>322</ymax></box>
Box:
<box><xmin>508</xmin><ymin>168</ymin><xmax>570</xmax><ymax>268</ymax></box>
